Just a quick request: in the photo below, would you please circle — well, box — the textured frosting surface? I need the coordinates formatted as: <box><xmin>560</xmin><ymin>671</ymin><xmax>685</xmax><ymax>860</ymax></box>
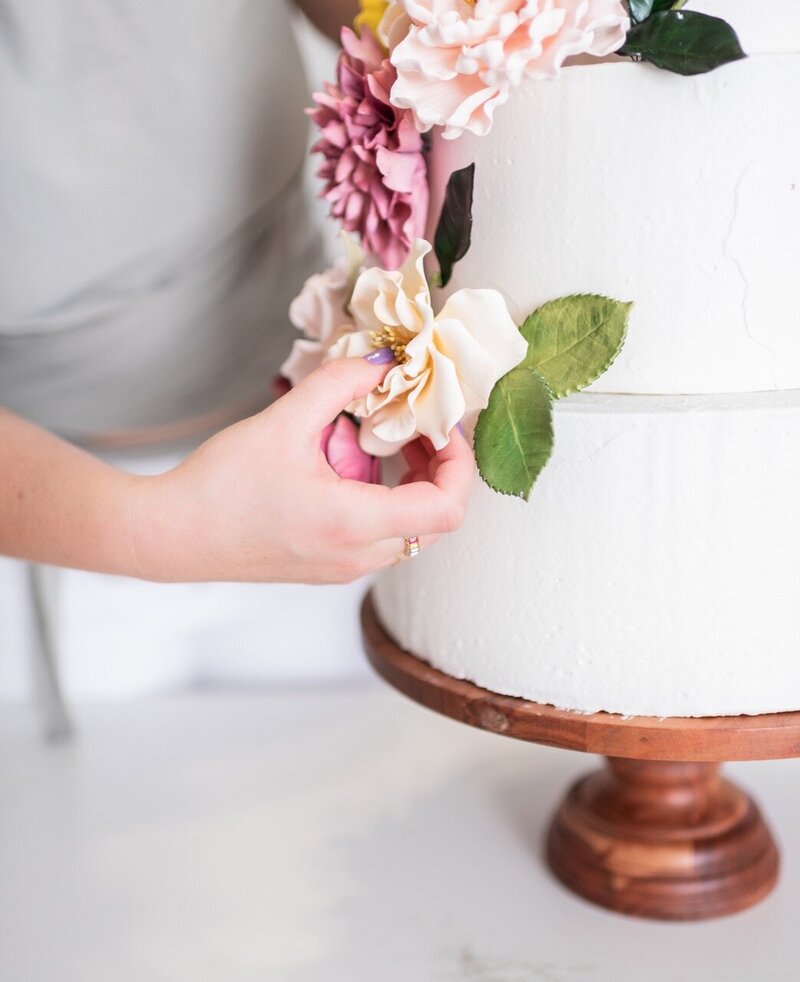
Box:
<box><xmin>426</xmin><ymin>55</ymin><xmax>800</xmax><ymax>394</ymax></box>
<box><xmin>374</xmin><ymin>391</ymin><xmax>800</xmax><ymax>718</ymax></box>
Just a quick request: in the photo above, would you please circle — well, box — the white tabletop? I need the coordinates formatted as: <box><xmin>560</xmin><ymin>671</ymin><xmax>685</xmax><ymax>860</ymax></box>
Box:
<box><xmin>2</xmin><ymin>684</ymin><xmax>799</xmax><ymax>982</ymax></box>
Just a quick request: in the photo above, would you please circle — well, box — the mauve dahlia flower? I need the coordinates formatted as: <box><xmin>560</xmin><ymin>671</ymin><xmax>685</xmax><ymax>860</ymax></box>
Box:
<box><xmin>309</xmin><ymin>27</ymin><xmax>429</xmax><ymax>270</ymax></box>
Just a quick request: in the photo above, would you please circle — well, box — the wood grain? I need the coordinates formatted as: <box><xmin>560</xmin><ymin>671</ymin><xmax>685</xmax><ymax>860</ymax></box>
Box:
<box><xmin>547</xmin><ymin>759</ymin><xmax>779</xmax><ymax>920</ymax></box>
<box><xmin>362</xmin><ymin>592</ymin><xmax>787</xmax><ymax>919</ymax></box>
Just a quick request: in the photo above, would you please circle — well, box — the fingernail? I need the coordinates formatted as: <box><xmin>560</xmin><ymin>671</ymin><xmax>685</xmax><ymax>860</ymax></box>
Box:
<box><xmin>364</xmin><ymin>347</ymin><xmax>395</xmax><ymax>365</ymax></box>
<box><xmin>456</xmin><ymin>421</ymin><xmax>465</xmax><ymax>436</ymax></box>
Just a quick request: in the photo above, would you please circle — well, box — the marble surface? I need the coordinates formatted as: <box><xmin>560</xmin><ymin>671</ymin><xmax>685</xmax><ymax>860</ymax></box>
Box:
<box><xmin>2</xmin><ymin>685</ymin><xmax>800</xmax><ymax>981</ymax></box>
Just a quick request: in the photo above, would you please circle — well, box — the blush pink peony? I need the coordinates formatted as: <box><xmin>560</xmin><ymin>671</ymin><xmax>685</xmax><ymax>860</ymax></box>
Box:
<box><xmin>309</xmin><ymin>26</ymin><xmax>429</xmax><ymax>269</ymax></box>
<box><xmin>281</xmin><ymin>235</ymin><xmax>365</xmax><ymax>387</ymax></box>
<box><xmin>383</xmin><ymin>0</ymin><xmax>630</xmax><ymax>140</ymax></box>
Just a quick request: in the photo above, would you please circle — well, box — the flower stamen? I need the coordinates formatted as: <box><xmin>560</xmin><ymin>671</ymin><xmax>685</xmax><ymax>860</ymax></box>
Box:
<box><xmin>370</xmin><ymin>326</ymin><xmax>412</xmax><ymax>363</ymax></box>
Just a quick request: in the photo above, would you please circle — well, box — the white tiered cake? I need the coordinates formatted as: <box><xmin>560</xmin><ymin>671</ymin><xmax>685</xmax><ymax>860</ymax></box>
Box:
<box><xmin>373</xmin><ymin>2</ymin><xmax>800</xmax><ymax>717</ymax></box>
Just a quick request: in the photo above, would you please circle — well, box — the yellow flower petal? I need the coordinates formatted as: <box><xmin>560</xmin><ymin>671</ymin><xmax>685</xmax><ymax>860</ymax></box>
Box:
<box><xmin>354</xmin><ymin>0</ymin><xmax>389</xmax><ymax>41</ymax></box>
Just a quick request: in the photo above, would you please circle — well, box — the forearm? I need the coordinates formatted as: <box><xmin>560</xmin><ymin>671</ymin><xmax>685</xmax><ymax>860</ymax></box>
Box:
<box><xmin>0</xmin><ymin>409</ymin><xmax>146</xmax><ymax>577</ymax></box>
<box><xmin>293</xmin><ymin>0</ymin><xmax>359</xmax><ymax>42</ymax></box>
<box><xmin>0</xmin><ymin>357</ymin><xmax>475</xmax><ymax>586</ymax></box>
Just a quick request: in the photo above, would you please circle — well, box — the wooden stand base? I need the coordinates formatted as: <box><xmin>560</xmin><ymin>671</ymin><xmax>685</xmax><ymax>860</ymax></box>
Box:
<box><xmin>547</xmin><ymin>758</ymin><xmax>779</xmax><ymax>920</ymax></box>
<box><xmin>361</xmin><ymin>592</ymin><xmax>794</xmax><ymax>921</ymax></box>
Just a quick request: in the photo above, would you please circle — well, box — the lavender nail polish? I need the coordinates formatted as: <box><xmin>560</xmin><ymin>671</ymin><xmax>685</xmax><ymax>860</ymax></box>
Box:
<box><xmin>456</xmin><ymin>421</ymin><xmax>465</xmax><ymax>436</ymax></box>
<box><xmin>364</xmin><ymin>347</ymin><xmax>395</xmax><ymax>365</ymax></box>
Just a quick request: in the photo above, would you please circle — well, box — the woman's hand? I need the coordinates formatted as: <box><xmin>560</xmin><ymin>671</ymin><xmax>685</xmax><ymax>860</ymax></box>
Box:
<box><xmin>134</xmin><ymin>358</ymin><xmax>475</xmax><ymax>583</ymax></box>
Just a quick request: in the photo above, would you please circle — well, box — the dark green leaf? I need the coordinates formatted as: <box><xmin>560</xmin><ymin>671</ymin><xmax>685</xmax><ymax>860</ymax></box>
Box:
<box><xmin>628</xmin><ymin>0</ymin><xmax>675</xmax><ymax>26</ymax></box>
<box><xmin>628</xmin><ymin>0</ymin><xmax>652</xmax><ymax>25</ymax></box>
<box><xmin>474</xmin><ymin>367</ymin><xmax>554</xmax><ymax>500</ymax></box>
<box><xmin>434</xmin><ymin>163</ymin><xmax>475</xmax><ymax>288</ymax></box>
<box><xmin>620</xmin><ymin>11</ymin><xmax>746</xmax><ymax>76</ymax></box>
<box><xmin>521</xmin><ymin>295</ymin><xmax>632</xmax><ymax>399</ymax></box>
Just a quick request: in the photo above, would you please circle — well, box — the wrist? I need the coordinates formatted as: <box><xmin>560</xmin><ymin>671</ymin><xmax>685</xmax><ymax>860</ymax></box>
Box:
<box><xmin>124</xmin><ymin>470</ymin><xmax>189</xmax><ymax>582</ymax></box>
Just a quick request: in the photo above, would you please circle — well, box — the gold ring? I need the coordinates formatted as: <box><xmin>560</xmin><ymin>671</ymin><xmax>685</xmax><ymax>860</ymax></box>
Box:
<box><xmin>403</xmin><ymin>535</ymin><xmax>421</xmax><ymax>559</ymax></box>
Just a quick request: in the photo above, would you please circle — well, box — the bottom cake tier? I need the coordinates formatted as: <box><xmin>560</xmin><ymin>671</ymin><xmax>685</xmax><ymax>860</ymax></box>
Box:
<box><xmin>373</xmin><ymin>390</ymin><xmax>800</xmax><ymax>718</ymax></box>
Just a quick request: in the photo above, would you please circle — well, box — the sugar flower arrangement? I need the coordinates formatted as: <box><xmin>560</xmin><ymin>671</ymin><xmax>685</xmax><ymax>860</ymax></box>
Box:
<box><xmin>283</xmin><ymin>0</ymin><xmax>745</xmax><ymax>498</ymax></box>
<box><xmin>284</xmin><ymin>235</ymin><xmax>527</xmax><ymax>456</ymax></box>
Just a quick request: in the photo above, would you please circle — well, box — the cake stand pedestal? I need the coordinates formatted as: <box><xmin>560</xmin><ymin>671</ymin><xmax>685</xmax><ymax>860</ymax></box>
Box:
<box><xmin>362</xmin><ymin>593</ymin><xmax>800</xmax><ymax>921</ymax></box>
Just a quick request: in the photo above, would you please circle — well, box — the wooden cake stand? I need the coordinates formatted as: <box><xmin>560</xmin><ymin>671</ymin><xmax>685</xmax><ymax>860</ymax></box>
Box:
<box><xmin>362</xmin><ymin>593</ymin><xmax>800</xmax><ymax>921</ymax></box>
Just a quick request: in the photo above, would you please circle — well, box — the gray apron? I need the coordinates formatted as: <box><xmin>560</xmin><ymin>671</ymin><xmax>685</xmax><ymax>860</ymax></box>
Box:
<box><xmin>0</xmin><ymin>0</ymin><xmax>323</xmax><ymax>444</ymax></box>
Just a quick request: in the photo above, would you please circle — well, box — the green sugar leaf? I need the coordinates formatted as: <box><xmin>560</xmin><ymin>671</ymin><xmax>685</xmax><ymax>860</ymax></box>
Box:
<box><xmin>620</xmin><ymin>11</ymin><xmax>746</xmax><ymax>76</ymax></box>
<box><xmin>474</xmin><ymin>367</ymin><xmax>554</xmax><ymax>500</ymax></box>
<box><xmin>628</xmin><ymin>0</ymin><xmax>676</xmax><ymax>26</ymax></box>
<box><xmin>434</xmin><ymin>163</ymin><xmax>475</xmax><ymax>288</ymax></box>
<box><xmin>521</xmin><ymin>295</ymin><xmax>632</xmax><ymax>399</ymax></box>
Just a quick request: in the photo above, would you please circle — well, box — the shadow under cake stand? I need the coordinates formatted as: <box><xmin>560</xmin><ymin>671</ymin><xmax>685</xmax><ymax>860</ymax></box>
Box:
<box><xmin>361</xmin><ymin>592</ymin><xmax>800</xmax><ymax>921</ymax></box>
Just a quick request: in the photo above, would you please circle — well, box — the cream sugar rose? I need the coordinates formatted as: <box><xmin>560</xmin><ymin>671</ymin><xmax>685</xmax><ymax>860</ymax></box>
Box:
<box><xmin>282</xmin><ymin>237</ymin><xmax>528</xmax><ymax>456</ymax></box>
<box><xmin>324</xmin><ymin>240</ymin><xmax>528</xmax><ymax>456</ymax></box>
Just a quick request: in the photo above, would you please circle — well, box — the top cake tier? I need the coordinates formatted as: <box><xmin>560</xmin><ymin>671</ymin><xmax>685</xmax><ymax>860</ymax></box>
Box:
<box><xmin>427</xmin><ymin>53</ymin><xmax>800</xmax><ymax>395</ymax></box>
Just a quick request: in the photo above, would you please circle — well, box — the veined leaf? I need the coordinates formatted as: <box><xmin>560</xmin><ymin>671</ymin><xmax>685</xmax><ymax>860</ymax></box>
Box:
<box><xmin>474</xmin><ymin>368</ymin><xmax>554</xmax><ymax>500</ymax></box>
<box><xmin>620</xmin><ymin>11</ymin><xmax>746</xmax><ymax>76</ymax></box>
<box><xmin>521</xmin><ymin>295</ymin><xmax>632</xmax><ymax>399</ymax></box>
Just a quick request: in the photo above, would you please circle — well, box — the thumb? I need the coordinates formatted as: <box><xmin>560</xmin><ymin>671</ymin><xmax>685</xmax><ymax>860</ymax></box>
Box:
<box><xmin>283</xmin><ymin>356</ymin><xmax>394</xmax><ymax>436</ymax></box>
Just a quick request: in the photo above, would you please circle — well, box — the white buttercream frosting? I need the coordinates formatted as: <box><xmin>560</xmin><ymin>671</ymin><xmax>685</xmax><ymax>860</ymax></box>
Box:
<box><xmin>375</xmin><ymin>390</ymin><xmax>800</xmax><ymax>718</ymax></box>
<box><xmin>426</xmin><ymin>55</ymin><xmax>800</xmax><ymax>394</ymax></box>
